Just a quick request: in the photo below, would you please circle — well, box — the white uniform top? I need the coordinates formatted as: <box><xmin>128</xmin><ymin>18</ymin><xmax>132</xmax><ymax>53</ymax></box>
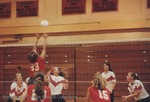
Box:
<box><xmin>48</xmin><ymin>75</ymin><xmax>65</xmax><ymax>95</ymax></box>
<box><xmin>128</xmin><ymin>79</ymin><xmax>149</xmax><ymax>101</ymax></box>
<box><xmin>101</xmin><ymin>71</ymin><xmax>116</xmax><ymax>92</ymax></box>
<box><xmin>9</xmin><ymin>81</ymin><xmax>27</xmax><ymax>100</ymax></box>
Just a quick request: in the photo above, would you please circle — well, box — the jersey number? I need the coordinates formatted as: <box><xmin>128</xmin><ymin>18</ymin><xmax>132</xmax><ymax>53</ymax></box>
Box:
<box><xmin>98</xmin><ymin>90</ymin><xmax>109</xmax><ymax>100</ymax></box>
<box><xmin>30</xmin><ymin>63</ymin><xmax>39</xmax><ymax>71</ymax></box>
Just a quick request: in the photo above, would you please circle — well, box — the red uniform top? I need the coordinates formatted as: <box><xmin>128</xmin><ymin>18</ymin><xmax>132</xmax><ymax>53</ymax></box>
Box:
<box><xmin>26</xmin><ymin>85</ymin><xmax>51</xmax><ymax>102</ymax></box>
<box><xmin>29</xmin><ymin>57</ymin><xmax>45</xmax><ymax>77</ymax></box>
<box><xmin>89</xmin><ymin>86</ymin><xmax>111</xmax><ymax>102</ymax></box>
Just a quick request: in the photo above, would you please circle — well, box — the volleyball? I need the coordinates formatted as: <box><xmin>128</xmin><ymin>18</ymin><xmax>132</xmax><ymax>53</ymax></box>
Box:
<box><xmin>40</xmin><ymin>20</ymin><xmax>49</xmax><ymax>26</ymax></box>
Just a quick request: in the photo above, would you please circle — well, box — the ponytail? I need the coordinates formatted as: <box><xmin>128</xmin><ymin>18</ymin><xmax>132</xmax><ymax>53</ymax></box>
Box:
<box><xmin>34</xmin><ymin>73</ymin><xmax>45</xmax><ymax>102</ymax></box>
<box><xmin>58</xmin><ymin>67</ymin><xmax>68</xmax><ymax>79</ymax></box>
<box><xmin>129</xmin><ymin>72</ymin><xmax>140</xmax><ymax>80</ymax></box>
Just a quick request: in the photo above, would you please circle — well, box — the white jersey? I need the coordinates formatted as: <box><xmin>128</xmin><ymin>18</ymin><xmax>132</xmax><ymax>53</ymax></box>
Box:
<box><xmin>128</xmin><ymin>80</ymin><xmax>149</xmax><ymax>101</ymax></box>
<box><xmin>9</xmin><ymin>81</ymin><xmax>27</xmax><ymax>100</ymax></box>
<box><xmin>48</xmin><ymin>75</ymin><xmax>65</xmax><ymax>95</ymax></box>
<box><xmin>101</xmin><ymin>71</ymin><xmax>116</xmax><ymax>92</ymax></box>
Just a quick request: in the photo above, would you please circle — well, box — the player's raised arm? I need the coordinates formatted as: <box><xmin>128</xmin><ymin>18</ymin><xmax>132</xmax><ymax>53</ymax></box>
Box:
<box><xmin>45</xmin><ymin>66</ymin><xmax>54</xmax><ymax>82</ymax></box>
<box><xmin>40</xmin><ymin>33</ymin><xmax>48</xmax><ymax>59</ymax></box>
<box><xmin>32</xmin><ymin>33</ymin><xmax>42</xmax><ymax>52</ymax></box>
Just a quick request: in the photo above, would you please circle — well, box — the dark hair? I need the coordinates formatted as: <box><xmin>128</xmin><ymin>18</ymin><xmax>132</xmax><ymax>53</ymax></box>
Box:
<box><xmin>28</xmin><ymin>52</ymin><xmax>38</xmax><ymax>63</ymax></box>
<box><xmin>17</xmin><ymin>66</ymin><xmax>22</xmax><ymax>71</ymax></box>
<box><xmin>104</xmin><ymin>62</ymin><xmax>113</xmax><ymax>71</ymax></box>
<box><xmin>129</xmin><ymin>72</ymin><xmax>140</xmax><ymax>80</ymax></box>
<box><xmin>34</xmin><ymin>72</ymin><xmax>45</xmax><ymax>102</ymax></box>
<box><xmin>58</xmin><ymin>67</ymin><xmax>68</xmax><ymax>78</ymax></box>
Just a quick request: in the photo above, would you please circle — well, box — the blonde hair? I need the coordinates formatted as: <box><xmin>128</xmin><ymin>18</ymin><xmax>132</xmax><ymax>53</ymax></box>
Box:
<box><xmin>93</xmin><ymin>72</ymin><xmax>106</xmax><ymax>90</ymax></box>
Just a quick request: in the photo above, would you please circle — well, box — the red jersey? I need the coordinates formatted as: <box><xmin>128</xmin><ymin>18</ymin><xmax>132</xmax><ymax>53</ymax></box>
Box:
<box><xmin>29</xmin><ymin>57</ymin><xmax>45</xmax><ymax>77</ymax></box>
<box><xmin>89</xmin><ymin>86</ymin><xmax>111</xmax><ymax>102</ymax></box>
<box><xmin>26</xmin><ymin>85</ymin><xmax>51</xmax><ymax>102</ymax></box>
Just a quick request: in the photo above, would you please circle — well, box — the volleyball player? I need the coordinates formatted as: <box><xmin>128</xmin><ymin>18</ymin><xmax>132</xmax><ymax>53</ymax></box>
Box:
<box><xmin>101</xmin><ymin>62</ymin><xmax>116</xmax><ymax>102</ymax></box>
<box><xmin>86</xmin><ymin>72</ymin><xmax>111</xmax><ymax>102</ymax></box>
<box><xmin>9</xmin><ymin>73</ymin><xmax>27</xmax><ymax>102</ymax></box>
<box><xmin>45</xmin><ymin>66</ymin><xmax>69</xmax><ymax>102</ymax></box>
<box><xmin>23</xmin><ymin>72</ymin><xmax>52</xmax><ymax>102</ymax></box>
<box><xmin>27</xmin><ymin>33</ymin><xmax>48</xmax><ymax>84</ymax></box>
<box><xmin>122</xmin><ymin>72</ymin><xmax>150</xmax><ymax>102</ymax></box>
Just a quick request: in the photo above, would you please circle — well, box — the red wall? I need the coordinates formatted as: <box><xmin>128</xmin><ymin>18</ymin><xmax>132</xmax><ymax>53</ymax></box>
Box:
<box><xmin>0</xmin><ymin>41</ymin><xmax>150</xmax><ymax>101</ymax></box>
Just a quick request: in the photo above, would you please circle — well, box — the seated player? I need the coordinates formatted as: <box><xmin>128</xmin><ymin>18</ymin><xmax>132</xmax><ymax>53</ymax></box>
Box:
<box><xmin>9</xmin><ymin>73</ymin><xmax>27</xmax><ymax>102</ymax></box>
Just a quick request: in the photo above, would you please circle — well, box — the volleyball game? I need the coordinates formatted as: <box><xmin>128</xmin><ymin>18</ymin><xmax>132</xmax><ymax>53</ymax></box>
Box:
<box><xmin>0</xmin><ymin>0</ymin><xmax>150</xmax><ymax>102</ymax></box>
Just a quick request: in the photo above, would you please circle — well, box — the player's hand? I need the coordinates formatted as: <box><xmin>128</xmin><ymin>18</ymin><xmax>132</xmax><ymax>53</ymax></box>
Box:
<box><xmin>65</xmin><ymin>79</ymin><xmax>69</xmax><ymax>83</ymax></box>
<box><xmin>43</xmin><ymin>33</ymin><xmax>48</xmax><ymax>38</ymax></box>
<box><xmin>121</xmin><ymin>96</ymin><xmax>127</xmax><ymax>101</ymax></box>
<box><xmin>51</xmin><ymin>66</ymin><xmax>55</xmax><ymax>71</ymax></box>
<box><xmin>63</xmin><ymin>79</ymin><xmax>69</xmax><ymax>89</ymax></box>
<box><xmin>36</xmin><ymin>33</ymin><xmax>42</xmax><ymax>39</ymax></box>
<box><xmin>49</xmin><ymin>66</ymin><xmax>55</xmax><ymax>74</ymax></box>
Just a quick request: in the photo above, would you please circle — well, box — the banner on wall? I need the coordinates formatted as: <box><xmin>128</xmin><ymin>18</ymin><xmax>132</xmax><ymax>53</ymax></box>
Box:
<box><xmin>62</xmin><ymin>0</ymin><xmax>86</xmax><ymax>15</ymax></box>
<box><xmin>16</xmin><ymin>0</ymin><xmax>38</xmax><ymax>17</ymax></box>
<box><xmin>92</xmin><ymin>0</ymin><xmax>118</xmax><ymax>12</ymax></box>
<box><xmin>0</xmin><ymin>2</ymin><xmax>11</xmax><ymax>19</ymax></box>
<box><xmin>148</xmin><ymin>0</ymin><xmax>150</xmax><ymax>8</ymax></box>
